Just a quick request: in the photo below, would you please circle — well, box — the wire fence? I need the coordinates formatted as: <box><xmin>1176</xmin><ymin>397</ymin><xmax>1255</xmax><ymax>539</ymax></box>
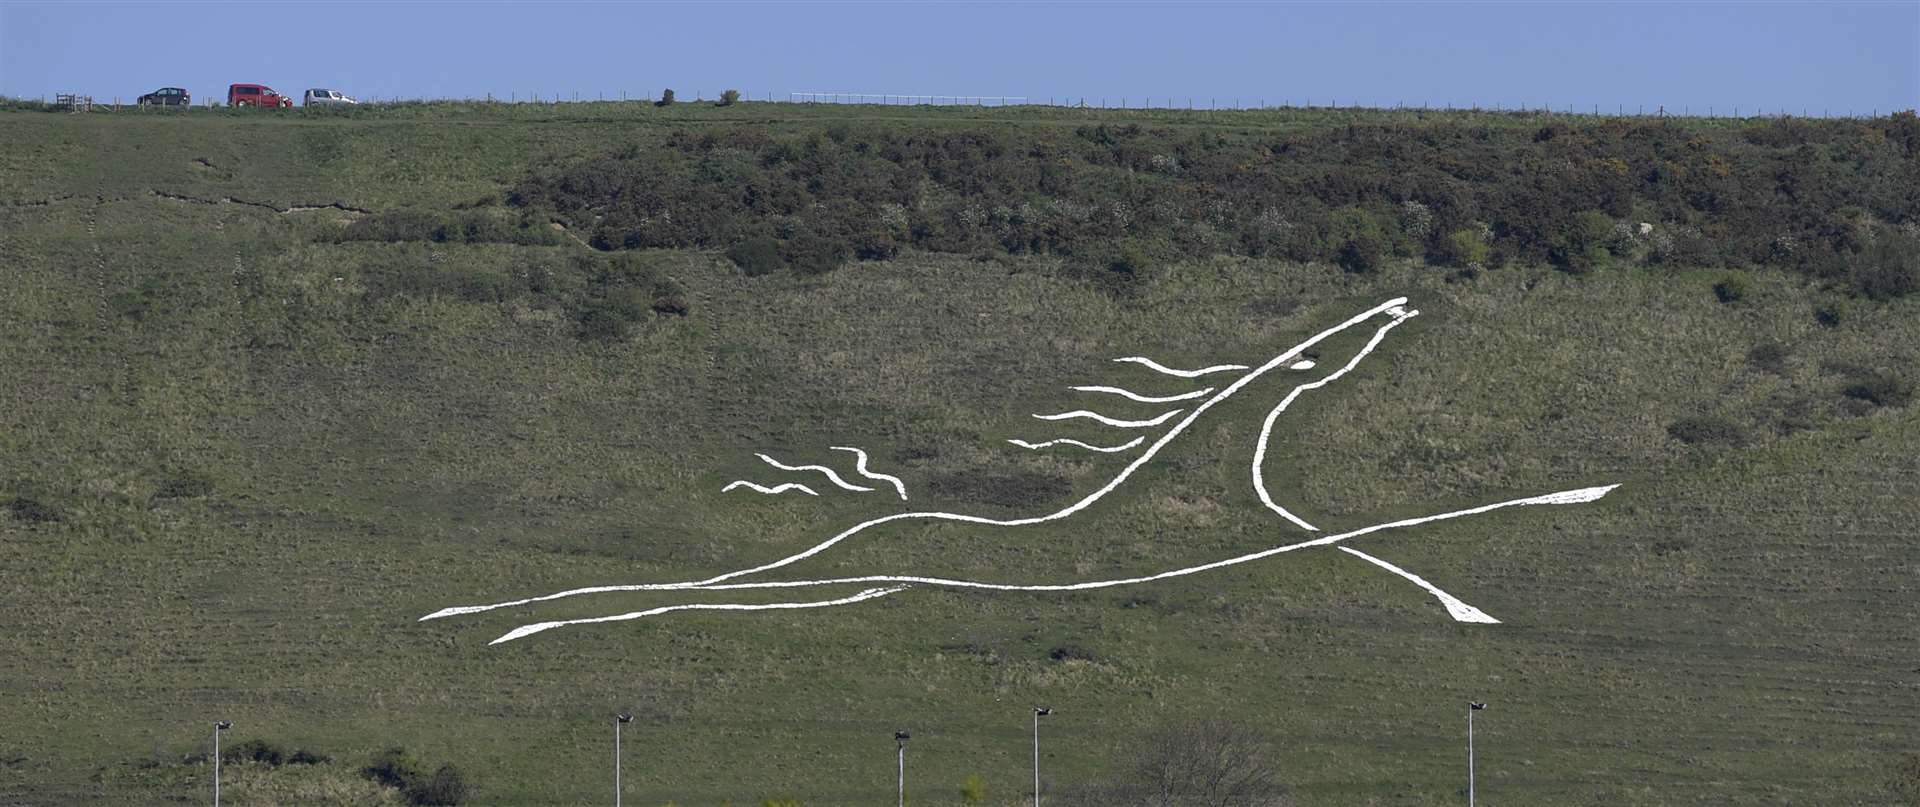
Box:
<box><xmin>12</xmin><ymin>88</ymin><xmax>1907</xmax><ymax>121</ymax></box>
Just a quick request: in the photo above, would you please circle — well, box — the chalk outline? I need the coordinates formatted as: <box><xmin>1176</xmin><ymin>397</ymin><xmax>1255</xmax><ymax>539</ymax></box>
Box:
<box><xmin>1032</xmin><ymin>408</ymin><xmax>1184</xmax><ymax>429</ymax></box>
<box><xmin>425</xmin><ymin>297</ymin><xmax>1619</xmax><ymax>642</ymax></box>
<box><xmin>1340</xmin><ymin>547</ymin><xmax>1498</xmax><ymax>624</ymax></box>
<box><xmin>831</xmin><ymin>446</ymin><xmax>909</xmax><ymax>501</ymax></box>
<box><xmin>464</xmin><ymin>485</ymin><xmax>1611</xmax><ymax>642</ymax></box>
<box><xmin>1070</xmin><ymin>385</ymin><xmax>1216</xmax><ymax>404</ymax></box>
<box><xmin>1252</xmin><ymin>306</ymin><xmax>1414</xmax><ymax>531</ymax></box>
<box><xmin>1113</xmin><ymin>357</ymin><xmax>1251</xmax><ymax>378</ymax></box>
<box><xmin>490</xmin><ymin>586</ymin><xmax>909</xmax><ymax>645</ymax></box>
<box><xmin>427</xmin><ymin>298</ymin><xmax>1418</xmax><ymax>619</ymax></box>
<box><xmin>756</xmin><ymin>453</ymin><xmax>874</xmax><ymax>492</ymax></box>
<box><xmin>722</xmin><ymin>481</ymin><xmax>820</xmax><ymax>496</ymax></box>
<box><xmin>1006</xmin><ymin>436</ymin><xmax>1146</xmax><ymax>453</ymax></box>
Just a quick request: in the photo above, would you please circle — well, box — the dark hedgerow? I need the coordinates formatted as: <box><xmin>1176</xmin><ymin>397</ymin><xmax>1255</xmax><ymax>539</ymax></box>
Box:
<box><xmin>356</xmin><ymin>248</ymin><xmax>687</xmax><ymax>340</ymax></box>
<box><xmin>334</xmin><ymin>210</ymin><xmax>565</xmax><ymax>247</ymax></box>
<box><xmin>508</xmin><ymin>114</ymin><xmax>1920</xmax><ymax>291</ymax></box>
<box><xmin>362</xmin><ymin>748</ymin><xmax>468</xmax><ymax>806</ymax></box>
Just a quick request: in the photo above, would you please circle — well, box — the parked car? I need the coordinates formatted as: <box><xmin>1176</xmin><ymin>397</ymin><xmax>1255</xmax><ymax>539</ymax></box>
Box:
<box><xmin>228</xmin><ymin>83</ymin><xmax>292</xmax><ymax>108</ymax></box>
<box><xmin>303</xmin><ymin>88</ymin><xmax>358</xmax><ymax>107</ymax></box>
<box><xmin>137</xmin><ymin>87</ymin><xmax>191</xmax><ymax>106</ymax></box>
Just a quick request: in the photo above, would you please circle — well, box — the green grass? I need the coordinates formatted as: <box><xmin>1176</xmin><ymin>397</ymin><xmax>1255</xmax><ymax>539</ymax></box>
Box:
<box><xmin>0</xmin><ymin>103</ymin><xmax>1915</xmax><ymax>806</ymax></box>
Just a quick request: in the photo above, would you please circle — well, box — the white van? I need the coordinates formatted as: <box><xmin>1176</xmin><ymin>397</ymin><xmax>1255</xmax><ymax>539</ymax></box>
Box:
<box><xmin>303</xmin><ymin>88</ymin><xmax>359</xmax><ymax>107</ymax></box>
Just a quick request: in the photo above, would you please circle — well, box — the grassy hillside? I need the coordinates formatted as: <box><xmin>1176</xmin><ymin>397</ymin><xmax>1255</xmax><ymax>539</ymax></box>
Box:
<box><xmin>1</xmin><ymin>102</ymin><xmax>1916</xmax><ymax>806</ymax></box>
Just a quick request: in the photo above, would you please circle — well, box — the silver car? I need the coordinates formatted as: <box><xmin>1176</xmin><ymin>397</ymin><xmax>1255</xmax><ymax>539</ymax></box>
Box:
<box><xmin>303</xmin><ymin>88</ymin><xmax>358</xmax><ymax>107</ymax></box>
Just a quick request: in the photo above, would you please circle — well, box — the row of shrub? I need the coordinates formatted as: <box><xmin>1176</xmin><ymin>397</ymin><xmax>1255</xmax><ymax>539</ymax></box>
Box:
<box><xmin>333</xmin><ymin>209</ymin><xmax>570</xmax><ymax>247</ymax></box>
<box><xmin>138</xmin><ymin>739</ymin><xmax>466</xmax><ymax>805</ymax></box>
<box><xmin>363</xmin><ymin>747</ymin><xmax>468</xmax><ymax>806</ymax></box>
<box><xmin>505</xmin><ymin>112</ymin><xmax>1918</xmax><ymax>294</ymax></box>
<box><xmin>1667</xmin><ymin>361</ymin><xmax>1911</xmax><ymax>447</ymax></box>
<box><xmin>355</xmin><ymin>246</ymin><xmax>689</xmax><ymax>341</ymax></box>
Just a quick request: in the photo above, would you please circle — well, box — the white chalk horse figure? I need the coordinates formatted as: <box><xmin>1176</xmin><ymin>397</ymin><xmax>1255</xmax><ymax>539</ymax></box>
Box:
<box><xmin>425</xmin><ymin>297</ymin><xmax>1618</xmax><ymax>644</ymax></box>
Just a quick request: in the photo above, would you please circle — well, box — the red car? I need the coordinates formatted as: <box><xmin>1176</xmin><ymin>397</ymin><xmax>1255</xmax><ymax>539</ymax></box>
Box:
<box><xmin>228</xmin><ymin>83</ymin><xmax>292</xmax><ymax>108</ymax></box>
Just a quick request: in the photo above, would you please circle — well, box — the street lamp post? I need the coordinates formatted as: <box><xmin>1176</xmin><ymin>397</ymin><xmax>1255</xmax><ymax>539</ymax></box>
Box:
<box><xmin>894</xmin><ymin>731</ymin><xmax>910</xmax><ymax>807</ymax></box>
<box><xmin>1468</xmin><ymin>702</ymin><xmax>1486</xmax><ymax>807</ymax></box>
<box><xmin>212</xmin><ymin>721</ymin><xmax>231</xmax><ymax>807</ymax></box>
<box><xmin>615</xmin><ymin>713</ymin><xmax>633</xmax><ymax>807</ymax></box>
<box><xmin>1032</xmin><ymin>707</ymin><xmax>1052</xmax><ymax>806</ymax></box>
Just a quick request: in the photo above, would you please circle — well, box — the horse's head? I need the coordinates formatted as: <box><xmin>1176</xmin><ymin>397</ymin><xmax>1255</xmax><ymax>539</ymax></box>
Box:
<box><xmin>1221</xmin><ymin>297</ymin><xmax>1418</xmax><ymax>401</ymax></box>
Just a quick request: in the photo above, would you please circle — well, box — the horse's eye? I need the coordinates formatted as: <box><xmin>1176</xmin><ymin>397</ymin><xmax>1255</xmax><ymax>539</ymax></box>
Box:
<box><xmin>1289</xmin><ymin>360</ymin><xmax>1317</xmax><ymax>370</ymax></box>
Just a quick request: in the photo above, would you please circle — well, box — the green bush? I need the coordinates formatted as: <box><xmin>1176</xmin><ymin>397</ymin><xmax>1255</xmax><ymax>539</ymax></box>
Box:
<box><xmin>1852</xmin><ymin>231</ymin><xmax>1920</xmax><ymax>301</ymax></box>
<box><xmin>1438</xmin><ymin>227</ymin><xmax>1490</xmax><ymax>268</ymax></box>
<box><xmin>1714</xmin><ymin>273</ymin><xmax>1753</xmax><ymax>304</ymax></box>
<box><xmin>221</xmin><ymin>739</ymin><xmax>286</xmax><ymax>766</ymax></box>
<box><xmin>727</xmin><ymin>237</ymin><xmax>783</xmax><ymax>276</ymax></box>
<box><xmin>335</xmin><ymin>210</ymin><xmax>563</xmax><ymax>246</ymax></box>
<box><xmin>154</xmin><ymin>469</ymin><xmax>215</xmax><ymax>499</ymax></box>
<box><xmin>656</xmin><ymin>89</ymin><xmax>675</xmax><ymax>107</ymax></box>
<box><xmin>4</xmin><ymin>496</ymin><xmax>61</xmax><ymax>523</ymax></box>
<box><xmin>361</xmin><ymin>748</ymin><xmax>467</xmax><ymax>805</ymax></box>
<box><xmin>1746</xmin><ymin>342</ymin><xmax>1789</xmax><ymax>375</ymax></box>
<box><xmin>782</xmin><ymin>230</ymin><xmax>850</xmax><ymax>276</ymax></box>
<box><xmin>362</xmin><ymin>748</ymin><xmax>426</xmax><ymax>790</ymax></box>
<box><xmin>1327</xmin><ymin>207</ymin><xmax>1387</xmax><ymax>274</ymax></box>
<box><xmin>719</xmin><ymin>89</ymin><xmax>741</xmax><ymax>107</ymax></box>
<box><xmin>1106</xmin><ymin>240</ymin><xmax>1154</xmax><ymax>279</ymax></box>
<box><xmin>569</xmin><ymin>253</ymin><xmax>689</xmax><ymax>339</ymax></box>
<box><xmin>960</xmin><ymin>773</ymin><xmax>986</xmax><ymax>804</ymax></box>
<box><xmin>1554</xmin><ymin>210</ymin><xmax>1619</xmax><ymax>273</ymax></box>
<box><xmin>1842</xmin><ymin>370</ymin><xmax>1913</xmax><ymax>408</ymax></box>
<box><xmin>1815</xmin><ymin>300</ymin><xmax>1850</xmax><ymax>328</ymax></box>
<box><xmin>409</xmin><ymin>764</ymin><xmax>469</xmax><ymax>806</ymax></box>
<box><xmin>1667</xmin><ymin>414</ymin><xmax>1745</xmax><ymax>445</ymax></box>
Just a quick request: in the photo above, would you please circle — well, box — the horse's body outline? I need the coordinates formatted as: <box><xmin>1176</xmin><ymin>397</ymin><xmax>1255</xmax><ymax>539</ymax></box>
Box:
<box><xmin>424</xmin><ymin>297</ymin><xmax>1618</xmax><ymax>644</ymax></box>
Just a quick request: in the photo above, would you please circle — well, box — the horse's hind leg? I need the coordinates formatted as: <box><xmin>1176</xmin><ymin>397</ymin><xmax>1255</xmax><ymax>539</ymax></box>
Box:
<box><xmin>1337</xmin><ymin>547</ymin><xmax>1500</xmax><ymax>624</ymax></box>
<box><xmin>486</xmin><ymin>584</ymin><xmax>912</xmax><ymax>645</ymax></box>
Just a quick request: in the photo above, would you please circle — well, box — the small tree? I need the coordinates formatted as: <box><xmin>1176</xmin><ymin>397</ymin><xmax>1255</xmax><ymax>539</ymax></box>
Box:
<box><xmin>1125</xmin><ymin>717</ymin><xmax>1288</xmax><ymax>807</ymax></box>
<box><xmin>1326</xmin><ymin>206</ymin><xmax>1387</xmax><ymax>274</ymax></box>
<box><xmin>656</xmin><ymin>88</ymin><xmax>675</xmax><ymax>107</ymax></box>
<box><xmin>959</xmin><ymin>773</ymin><xmax>986</xmax><ymax>804</ymax></box>
<box><xmin>408</xmin><ymin>764</ymin><xmax>468</xmax><ymax>806</ymax></box>
<box><xmin>1438</xmin><ymin>227</ymin><xmax>1490</xmax><ymax>268</ymax></box>
<box><xmin>719</xmin><ymin>89</ymin><xmax>741</xmax><ymax>106</ymax></box>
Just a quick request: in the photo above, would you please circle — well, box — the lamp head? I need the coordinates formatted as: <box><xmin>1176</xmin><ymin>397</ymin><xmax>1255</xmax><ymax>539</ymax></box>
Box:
<box><xmin>1034</xmin><ymin>707</ymin><xmax>1052</xmax><ymax>716</ymax></box>
<box><xmin>616</xmin><ymin>713</ymin><xmax>633</xmax><ymax>723</ymax></box>
<box><xmin>214</xmin><ymin>721</ymin><xmax>232</xmax><ymax>730</ymax></box>
<box><xmin>1470</xmin><ymin>702</ymin><xmax>1487</xmax><ymax>711</ymax></box>
<box><xmin>894</xmin><ymin>730</ymin><xmax>910</xmax><ymax>743</ymax></box>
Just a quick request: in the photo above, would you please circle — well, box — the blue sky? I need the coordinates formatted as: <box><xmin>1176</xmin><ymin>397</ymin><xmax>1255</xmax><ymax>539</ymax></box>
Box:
<box><xmin>2</xmin><ymin>1</ymin><xmax>1914</xmax><ymax>114</ymax></box>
